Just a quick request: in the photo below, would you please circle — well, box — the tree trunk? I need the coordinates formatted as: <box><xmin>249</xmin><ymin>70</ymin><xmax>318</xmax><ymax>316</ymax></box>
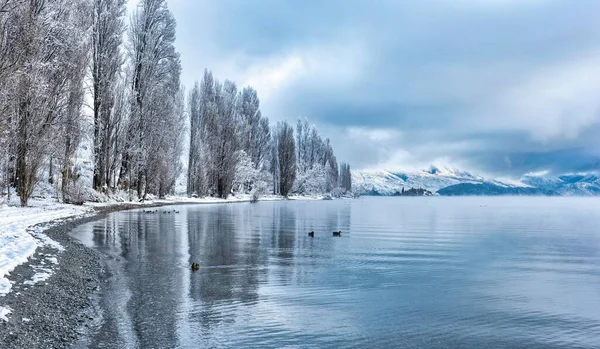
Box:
<box><xmin>16</xmin><ymin>92</ymin><xmax>29</xmax><ymax>207</ymax></box>
<box><xmin>118</xmin><ymin>151</ymin><xmax>129</xmax><ymax>188</ymax></box>
<box><xmin>48</xmin><ymin>156</ymin><xmax>54</xmax><ymax>184</ymax></box>
<box><xmin>93</xmin><ymin>86</ymin><xmax>102</xmax><ymax>191</ymax></box>
<box><xmin>61</xmin><ymin>161</ymin><xmax>69</xmax><ymax>203</ymax></box>
<box><xmin>137</xmin><ymin>169</ymin><xmax>143</xmax><ymax>200</ymax></box>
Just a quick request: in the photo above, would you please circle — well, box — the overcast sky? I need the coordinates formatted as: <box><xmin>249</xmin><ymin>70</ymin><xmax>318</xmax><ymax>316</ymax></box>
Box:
<box><xmin>149</xmin><ymin>0</ymin><xmax>600</xmax><ymax>176</ymax></box>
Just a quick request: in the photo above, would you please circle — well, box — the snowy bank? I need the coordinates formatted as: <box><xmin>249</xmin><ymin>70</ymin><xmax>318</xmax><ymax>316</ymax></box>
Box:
<box><xmin>82</xmin><ymin>193</ymin><xmax>328</xmax><ymax>211</ymax></box>
<box><xmin>0</xmin><ymin>200</ymin><xmax>92</xmax><ymax>321</ymax></box>
<box><xmin>0</xmin><ymin>201</ymin><xmax>91</xmax><ymax>295</ymax></box>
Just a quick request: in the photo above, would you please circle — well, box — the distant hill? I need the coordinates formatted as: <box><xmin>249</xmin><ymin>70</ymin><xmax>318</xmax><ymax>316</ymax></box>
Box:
<box><xmin>437</xmin><ymin>183</ymin><xmax>556</xmax><ymax>196</ymax></box>
<box><xmin>521</xmin><ymin>173</ymin><xmax>600</xmax><ymax>196</ymax></box>
<box><xmin>352</xmin><ymin>166</ymin><xmax>600</xmax><ymax>196</ymax></box>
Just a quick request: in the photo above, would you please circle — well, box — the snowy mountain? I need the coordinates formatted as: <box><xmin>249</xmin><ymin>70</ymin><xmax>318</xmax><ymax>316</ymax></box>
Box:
<box><xmin>352</xmin><ymin>166</ymin><xmax>523</xmax><ymax>196</ymax></box>
<box><xmin>521</xmin><ymin>173</ymin><xmax>600</xmax><ymax>196</ymax></box>
<box><xmin>352</xmin><ymin>166</ymin><xmax>600</xmax><ymax>196</ymax></box>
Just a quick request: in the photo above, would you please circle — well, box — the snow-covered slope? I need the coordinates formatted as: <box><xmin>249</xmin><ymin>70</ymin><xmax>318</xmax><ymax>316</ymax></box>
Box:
<box><xmin>353</xmin><ymin>166</ymin><xmax>600</xmax><ymax>196</ymax></box>
<box><xmin>352</xmin><ymin>166</ymin><xmax>526</xmax><ymax>196</ymax></box>
<box><xmin>521</xmin><ymin>173</ymin><xmax>600</xmax><ymax>196</ymax></box>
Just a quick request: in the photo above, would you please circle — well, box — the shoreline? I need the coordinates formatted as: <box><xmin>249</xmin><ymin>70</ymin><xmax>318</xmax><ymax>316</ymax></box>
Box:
<box><xmin>0</xmin><ymin>195</ymin><xmax>329</xmax><ymax>348</ymax></box>
<box><xmin>0</xmin><ymin>212</ymin><xmax>108</xmax><ymax>348</ymax></box>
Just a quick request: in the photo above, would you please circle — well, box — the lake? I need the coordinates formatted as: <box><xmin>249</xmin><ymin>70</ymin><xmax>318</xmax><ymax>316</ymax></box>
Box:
<box><xmin>71</xmin><ymin>197</ymin><xmax>600</xmax><ymax>348</ymax></box>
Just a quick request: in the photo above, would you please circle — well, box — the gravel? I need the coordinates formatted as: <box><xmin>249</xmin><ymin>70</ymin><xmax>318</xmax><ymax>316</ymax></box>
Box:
<box><xmin>0</xmin><ymin>203</ymin><xmax>152</xmax><ymax>349</ymax></box>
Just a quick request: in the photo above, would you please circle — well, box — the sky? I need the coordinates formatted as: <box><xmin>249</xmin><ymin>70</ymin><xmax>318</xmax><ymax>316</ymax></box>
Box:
<box><xmin>143</xmin><ymin>0</ymin><xmax>600</xmax><ymax>176</ymax></box>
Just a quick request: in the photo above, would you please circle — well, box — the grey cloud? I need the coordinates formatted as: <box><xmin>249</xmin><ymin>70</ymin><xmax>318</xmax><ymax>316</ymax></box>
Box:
<box><xmin>169</xmin><ymin>0</ymin><xmax>600</xmax><ymax>176</ymax></box>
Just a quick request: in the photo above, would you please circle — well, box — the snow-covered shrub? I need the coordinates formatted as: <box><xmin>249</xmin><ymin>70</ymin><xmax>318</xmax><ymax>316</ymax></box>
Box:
<box><xmin>66</xmin><ymin>179</ymin><xmax>86</xmax><ymax>205</ymax></box>
<box><xmin>110</xmin><ymin>189</ymin><xmax>129</xmax><ymax>202</ymax></box>
<box><xmin>233</xmin><ymin>151</ymin><xmax>258</xmax><ymax>193</ymax></box>
<box><xmin>233</xmin><ymin>150</ymin><xmax>272</xmax><ymax>197</ymax></box>
<box><xmin>84</xmin><ymin>187</ymin><xmax>106</xmax><ymax>203</ymax></box>
<box><xmin>331</xmin><ymin>187</ymin><xmax>345</xmax><ymax>198</ymax></box>
<box><xmin>250</xmin><ymin>177</ymin><xmax>270</xmax><ymax>202</ymax></box>
<box><xmin>293</xmin><ymin>164</ymin><xmax>328</xmax><ymax>195</ymax></box>
<box><xmin>30</xmin><ymin>178</ymin><xmax>55</xmax><ymax>200</ymax></box>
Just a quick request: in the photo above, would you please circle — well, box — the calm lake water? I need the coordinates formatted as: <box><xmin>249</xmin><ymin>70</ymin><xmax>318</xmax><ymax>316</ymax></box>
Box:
<box><xmin>71</xmin><ymin>197</ymin><xmax>600</xmax><ymax>348</ymax></box>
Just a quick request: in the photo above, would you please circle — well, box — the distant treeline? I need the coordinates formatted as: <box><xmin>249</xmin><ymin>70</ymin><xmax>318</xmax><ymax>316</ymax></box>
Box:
<box><xmin>393</xmin><ymin>188</ymin><xmax>433</xmax><ymax>196</ymax></box>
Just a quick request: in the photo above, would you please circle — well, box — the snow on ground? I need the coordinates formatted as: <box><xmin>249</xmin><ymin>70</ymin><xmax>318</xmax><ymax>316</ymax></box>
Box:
<box><xmin>0</xmin><ymin>200</ymin><xmax>91</xmax><ymax>294</ymax></box>
<box><xmin>27</xmin><ymin>227</ymin><xmax>66</xmax><ymax>252</ymax></box>
<box><xmin>0</xmin><ymin>199</ymin><xmax>92</xmax><ymax>321</ymax></box>
<box><xmin>0</xmin><ymin>306</ymin><xmax>11</xmax><ymax>322</ymax></box>
<box><xmin>83</xmin><ymin>193</ymin><xmax>322</xmax><ymax>209</ymax></box>
<box><xmin>22</xmin><ymin>253</ymin><xmax>58</xmax><ymax>286</ymax></box>
<box><xmin>490</xmin><ymin>177</ymin><xmax>533</xmax><ymax>188</ymax></box>
<box><xmin>23</xmin><ymin>270</ymin><xmax>53</xmax><ymax>286</ymax></box>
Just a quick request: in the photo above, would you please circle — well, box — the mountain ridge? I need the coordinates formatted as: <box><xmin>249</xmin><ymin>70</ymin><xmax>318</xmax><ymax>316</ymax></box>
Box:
<box><xmin>352</xmin><ymin>166</ymin><xmax>600</xmax><ymax>196</ymax></box>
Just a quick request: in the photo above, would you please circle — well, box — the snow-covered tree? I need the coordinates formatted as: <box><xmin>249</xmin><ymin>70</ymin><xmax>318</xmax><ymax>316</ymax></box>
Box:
<box><xmin>213</xmin><ymin>79</ymin><xmax>239</xmax><ymax>198</ymax></box>
<box><xmin>339</xmin><ymin>162</ymin><xmax>352</xmax><ymax>193</ymax></box>
<box><xmin>188</xmin><ymin>71</ymin><xmax>239</xmax><ymax>198</ymax></box>
<box><xmin>91</xmin><ymin>0</ymin><xmax>126</xmax><ymax>192</ymax></box>
<box><xmin>293</xmin><ymin>118</ymin><xmax>340</xmax><ymax>195</ymax></box>
<box><xmin>187</xmin><ymin>81</ymin><xmax>201</xmax><ymax>196</ymax></box>
<box><xmin>293</xmin><ymin>163</ymin><xmax>327</xmax><ymax>195</ymax></box>
<box><xmin>233</xmin><ymin>150</ymin><xmax>259</xmax><ymax>193</ymax></box>
<box><xmin>273</xmin><ymin>121</ymin><xmax>296</xmax><ymax>197</ymax></box>
<box><xmin>237</xmin><ymin>87</ymin><xmax>270</xmax><ymax>170</ymax></box>
<box><xmin>119</xmin><ymin>0</ymin><xmax>181</xmax><ymax>200</ymax></box>
<box><xmin>7</xmin><ymin>0</ymin><xmax>92</xmax><ymax>206</ymax></box>
<box><xmin>296</xmin><ymin>118</ymin><xmax>311</xmax><ymax>172</ymax></box>
<box><xmin>145</xmin><ymin>86</ymin><xmax>186</xmax><ymax>198</ymax></box>
<box><xmin>58</xmin><ymin>0</ymin><xmax>92</xmax><ymax>202</ymax></box>
<box><xmin>0</xmin><ymin>0</ymin><xmax>20</xmax><ymax>201</ymax></box>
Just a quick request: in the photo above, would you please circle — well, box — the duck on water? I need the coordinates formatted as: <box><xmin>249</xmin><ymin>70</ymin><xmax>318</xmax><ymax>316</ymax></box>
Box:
<box><xmin>307</xmin><ymin>231</ymin><xmax>343</xmax><ymax>237</ymax></box>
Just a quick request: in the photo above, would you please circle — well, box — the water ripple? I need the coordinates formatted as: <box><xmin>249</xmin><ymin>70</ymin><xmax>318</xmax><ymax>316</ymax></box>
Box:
<box><xmin>70</xmin><ymin>198</ymin><xmax>600</xmax><ymax>348</ymax></box>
